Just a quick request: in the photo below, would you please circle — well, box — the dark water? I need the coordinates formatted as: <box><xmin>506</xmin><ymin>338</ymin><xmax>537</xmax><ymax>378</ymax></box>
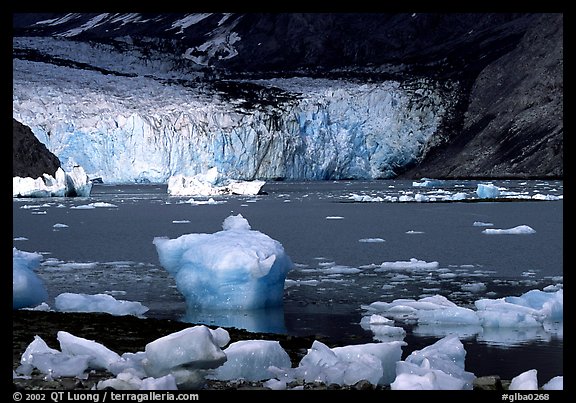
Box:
<box><xmin>13</xmin><ymin>179</ymin><xmax>563</xmax><ymax>383</ymax></box>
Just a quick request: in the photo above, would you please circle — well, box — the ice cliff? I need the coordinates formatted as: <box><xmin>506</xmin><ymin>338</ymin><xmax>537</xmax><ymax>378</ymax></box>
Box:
<box><xmin>13</xmin><ymin>55</ymin><xmax>457</xmax><ymax>183</ymax></box>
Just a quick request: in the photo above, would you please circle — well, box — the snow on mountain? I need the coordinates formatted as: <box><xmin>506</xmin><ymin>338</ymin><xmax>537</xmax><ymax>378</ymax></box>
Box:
<box><xmin>13</xmin><ymin>42</ymin><xmax>457</xmax><ymax>183</ymax></box>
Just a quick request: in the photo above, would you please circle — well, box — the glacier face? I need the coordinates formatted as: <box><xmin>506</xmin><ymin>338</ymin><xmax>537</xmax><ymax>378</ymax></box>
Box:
<box><xmin>13</xmin><ymin>38</ymin><xmax>458</xmax><ymax>184</ymax></box>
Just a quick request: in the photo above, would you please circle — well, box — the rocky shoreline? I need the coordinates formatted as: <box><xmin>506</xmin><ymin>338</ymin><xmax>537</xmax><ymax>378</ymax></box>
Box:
<box><xmin>13</xmin><ymin>310</ymin><xmax>512</xmax><ymax>391</ymax></box>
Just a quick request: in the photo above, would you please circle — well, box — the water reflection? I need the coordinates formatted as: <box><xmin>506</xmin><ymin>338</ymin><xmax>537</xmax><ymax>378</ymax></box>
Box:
<box><xmin>181</xmin><ymin>305</ymin><xmax>287</xmax><ymax>334</ymax></box>
<box><xmin>413</xmin><ymin>324</ymin><xmax>483</xmax><ymax>340</ymax></box>
<box><xmin>477</xmin><ymin>322</ymin><xmax>563</xmax><ymax>347</ymax></box>
<box><xmin>401</xmin><ymin>321</ymin><xmax>563</xmax><ymax>347</ymax></box>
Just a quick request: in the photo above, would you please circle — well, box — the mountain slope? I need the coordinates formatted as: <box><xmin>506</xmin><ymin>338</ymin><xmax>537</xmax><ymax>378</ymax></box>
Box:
<box><xmin>13</xmin><ymin>118</ymin><xmax>61</xmax><ymax>179</ymax></box>
<box><xmin>399</xmin><ymin>13</ymin><xmax>563</xmax><ymax>178</ymax></box>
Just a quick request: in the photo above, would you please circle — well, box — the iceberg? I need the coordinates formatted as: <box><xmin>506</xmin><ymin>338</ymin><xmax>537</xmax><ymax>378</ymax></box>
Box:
<box><xmin>13</xmin><ymin>166</ymin><xmax>93</xmax><ymax>198</ymax></box>
<box><xmin>153</xmin><ymin>214</ymin><xmax>293</xmax><ymax>310</ymax></box>
<box><xmin>476</xmin><ymin>183</ymin><xmax>500</xmax><ymax>199</ymax></box>
<box><xmin>13</xmin><ymin>247</ymin><xmax>48</xmax><ymax>310</ymax></box>
<box><xmin>167</xmin><ymin>167</ymin><xmax>265</xmax><ymax>196</ymax></box>
<box><xmin>14</xmin><ymin>50</ymin><xmax>457</xmax><ymax>183</ymax></box>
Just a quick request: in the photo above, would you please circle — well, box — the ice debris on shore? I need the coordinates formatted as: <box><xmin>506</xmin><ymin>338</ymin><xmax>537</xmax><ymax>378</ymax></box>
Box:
<box><xmin>13</xmin><ymin>326</ymin><xmax>563</xmax><ymax>390</ymax></box>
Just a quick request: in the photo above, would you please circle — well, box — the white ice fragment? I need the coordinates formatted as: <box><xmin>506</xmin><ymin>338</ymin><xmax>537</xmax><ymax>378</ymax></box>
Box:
<box><xmin>142</xmin><ymin>326</ymin><xmax>227</xmax><ymax>378</ymax></box>
<box><xmin>482</xmin><ymin>225</ymin><xmax>536</xmax><ymax>235</ymax></box>
<box><xmin>13</xmin><ymin>248</ymin><xmax>48</xmax><ymax>310</ymax></box>
<box><xmin>55</xmin><ymin>293</ymin><xmax>149</xmax><ymax>317</ymax></box>
<box><xmin>209</xmin><ymin>340</ymin><xmax>292</xmax><ymax>381</ymax></box>
<box><xmin>509</xmin><ymin>369</ymin><xmax>538</xmax><ymax>390</ymax></box>
<box><xmin>57</xmin><ymin>331</ymin><xmax>121</xmax><ymax>371</ymax></box>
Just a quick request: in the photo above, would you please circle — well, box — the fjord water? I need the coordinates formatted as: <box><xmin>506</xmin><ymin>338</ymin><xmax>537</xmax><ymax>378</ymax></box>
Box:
<box><xmin>12</xmin><ymin>179</ymin><xmax>563</xmax><ymax>382</ymax></box>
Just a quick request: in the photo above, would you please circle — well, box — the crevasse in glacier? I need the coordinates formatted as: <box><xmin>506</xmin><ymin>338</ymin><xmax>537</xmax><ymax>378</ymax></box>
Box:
<box><xmin>12</xmin><ymin>39</ymin><xmax>458</xmax><ymax>184</ymax></box>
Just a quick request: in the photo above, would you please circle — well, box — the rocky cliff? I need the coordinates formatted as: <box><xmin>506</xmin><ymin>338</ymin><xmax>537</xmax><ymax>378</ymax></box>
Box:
<box><xmin>13</xmin><ymin>118</ymin><xmax>61</xmax><ymax>179</ymax></box>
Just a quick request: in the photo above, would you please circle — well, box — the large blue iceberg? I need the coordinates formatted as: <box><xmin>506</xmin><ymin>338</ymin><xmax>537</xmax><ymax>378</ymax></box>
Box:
<box><xmin>153</xmin><ymin>214</ymin><xmax>293</xmax><ymax>310</ymax></box>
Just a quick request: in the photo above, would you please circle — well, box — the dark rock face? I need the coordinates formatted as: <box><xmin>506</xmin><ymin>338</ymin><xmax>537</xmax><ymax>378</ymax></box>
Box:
<box><xmin>400</xmin><ymin>13</ymin><xmax>563</xmax><ymax>179</ymax></box>
<box><xmin>11</xmin><ymin>13</ymin><xmax>537</xmax><ymax>79</ymax></box>
<box><xmin>13</xmin><ymin>118</ymin><xmax>61</xmax><ymax>178</ymax></box>
<box><xmin>12</xmin><ymin>12</ymin><xmax>563</xmax><ymax>179</ymax></box>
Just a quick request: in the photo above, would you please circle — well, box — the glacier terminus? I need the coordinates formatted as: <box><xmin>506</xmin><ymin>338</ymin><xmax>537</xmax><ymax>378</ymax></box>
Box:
<box><xmin>13</xmin><ymin>37</ymin><xmax>459</xmax><ymax>184</ymax></box>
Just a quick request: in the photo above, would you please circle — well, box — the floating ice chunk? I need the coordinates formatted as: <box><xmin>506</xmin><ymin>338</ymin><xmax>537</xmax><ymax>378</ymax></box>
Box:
<box><xmin>66</xmin><ymin>165</ymin><xmax>93</xmax><ymax>197</ymax></box>
<box><xmin>55</xmin><ymin>293</ymin><xmax>149</xmax><ymax>317</ymax></box>
<box><xmin>325</xmin><ymin>216</ymin><xmax>344</xmax><ymax>220</ymax></box>
<box><xmin>476</xmin><ymin>183</ymin><xmax>500</xmax><ymax>198</ymax></box>
<box><xmin>359</xmin><ymin>238</ymin><xmax>385</xmax><ymax>243</ymax></box>
<box><xmin>482</xmin><ymin>225</ymin><xmax>536</xmax><ymax>234</ymax></box>
<box><xmin>222</xmin><ymin>213</ymin><xmax>251</xmax><ymax>230</ymax></box>
<box><xmin>417</xmin><ymin>306</ymin><xmax>481</xmax><ymax>326</ymax></box>
<box><xmin>25</xmin><ymin>302</ymin><xmax>51</xmax><ymax>311</ymax></box>
<box><xmin>167</xmin><ymin>168</ymin><xmax>265</xmax><ymax>196</ymax></box>
<box><xmin>460</xmin><ymin>282</ymin><xmax>487</xmax><ymax>293</ymax></box>
<box><xmin>542</xmin><ymin>376</ymin><xmax>563</xmax><ymax>390</ymax></box>
<box><xmin>475</xmin><ymin>289</ymin><xmax>563</xmax><ymax>326</ymax></box>
<box><xmin>376</xmin><ymin>258</ymin><xmax>439</xmax><ymax>272</ymax></box>
<box><xmin>227</xmin><ymin>180</ymin><xmax>266</xmax><ymax>196</ymax></box>
<box><xmin>448</xmin><ymin>192</ymin><xmax>467</xmax><ymax>200</ymax></box>
<box><xmin>53</xmin><ymin>223</ymin><xmax>69</xmax><ymax>228</ymax></box>
<box><xmin>412</xmin><ymin>178</ymin><xmax>444</xmax><ymax>187</ymax></box>
<box><xmin>509</xmin><ymin>369</ymin><xmax>538</xmax><ymax>390</ymax></box>
<box><xmin>349</xmin><ymin>193</ymin><xmax>384</xmax><ymax>202</ymax></box>
<box><xmin>13</xmin><ymin>247</ymin><xmax>48</xmax><ymax>310</ymax></box>
<box><xmin>13</xmin><ymin>166</ymin><xmax>92</xmax><ymax>198</ymax></box>
<box><xmin>473</xmin><ymin>221</ymin><xmax>493</xmax><ymax>227</ymax></box>
<box><xmin>209</xmin><ymin>340</ymin><xmax>292</xmax><ymax>381</ymax></box>
<box><xmin>318</xmin><ymin>265</ymin><xmax>361</xmax><ymax>274</ymax></box>
<box><xmin>367</xmin><ymin>314</ymin><xmax>394</xmax><ymax>325</ymax></box>
<box><xmin>90</xmin><ymin>202</ymin><xmax>118</xmax><ymax>208</ymax></box>
<box><xmin>364</xmin><ymin>295</ymin><xmax>459</xmax><ymax>322</ymax></box>
<box><xmin>153</xmin><ymin>214</ymin><xmax>293</xmax><ymax>310</ymax></box>
<box><xmin>360</xmin><ymin>314</ymin><xmax>406</xmax><ymax>341</ymax></box>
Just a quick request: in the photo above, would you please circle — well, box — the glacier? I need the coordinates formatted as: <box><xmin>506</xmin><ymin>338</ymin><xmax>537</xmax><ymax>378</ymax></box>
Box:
<box><xmin>13</xmin><ymin>37</ymin><xmax>459</xmax><ymax>184</ymax></box>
